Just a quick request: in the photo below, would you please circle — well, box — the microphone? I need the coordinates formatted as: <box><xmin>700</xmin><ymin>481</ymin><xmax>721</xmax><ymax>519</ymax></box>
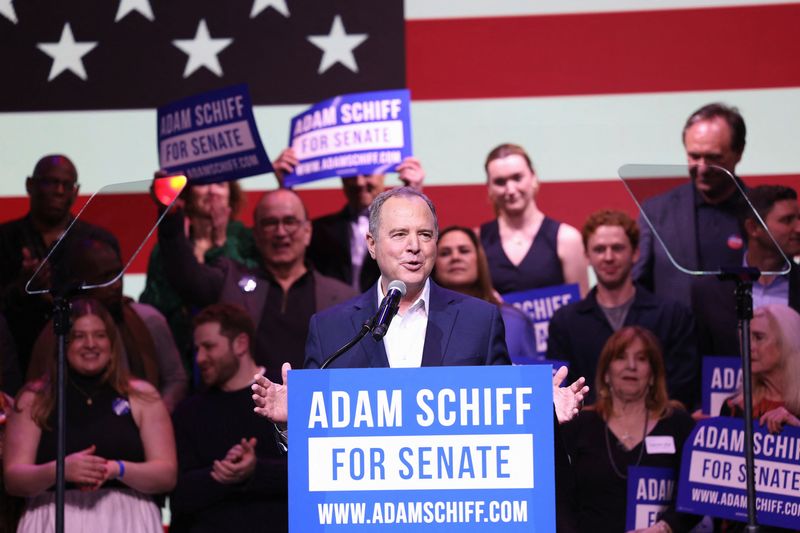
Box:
<box><xmin>371</xmin><ymin>280</ymin><xmax>407</xmax><ymax>340</ymax></box>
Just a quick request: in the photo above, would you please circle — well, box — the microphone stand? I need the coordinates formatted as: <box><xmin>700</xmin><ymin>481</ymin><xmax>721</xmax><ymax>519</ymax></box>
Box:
<box><xmin>719</xmin><ymin>267</ymin><xmax>760</xmax><ymax>532</ymax></box>
<box><xmin>49</xmin><ymin>281</ymin><xmax>83</xmax><ymax>533</ymax></box>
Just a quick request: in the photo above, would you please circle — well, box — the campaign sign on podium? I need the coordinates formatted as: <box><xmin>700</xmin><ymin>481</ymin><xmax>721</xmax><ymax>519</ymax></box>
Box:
<box><xmin>157</xmin><ymin>84</ymin><xmax>272</xmax><ymax>184</ymax></box>
<box><xmin>288</xmin><ymin>365</ymin><xmax>555</xmax><ymax>532</ymax></box>
<box><xmin>284</xmin><ymin>89</ymin><xmax>413</xmax><ymax>187</ymax></box>
<box><xmin>676</xmin><ymin>417</ymin><xmax>800</xmax><ymax>529</ymax></box>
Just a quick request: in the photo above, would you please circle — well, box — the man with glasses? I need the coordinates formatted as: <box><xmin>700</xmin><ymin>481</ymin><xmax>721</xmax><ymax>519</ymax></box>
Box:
<box><xmin>0</xmin><ymin>155</ymin><xmax>118</xmax><ymax>376</ymax></box>
<box><xmin>158</xmin><ymin>188</ymin><xmax>356</xmax><ymax>383</ymax></box>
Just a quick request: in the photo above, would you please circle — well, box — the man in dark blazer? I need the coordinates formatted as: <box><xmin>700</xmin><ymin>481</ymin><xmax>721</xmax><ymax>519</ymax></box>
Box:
<box><xmin>634</xmin><ymin>103</ymin><xmax>748</xmax><ymax>307</ymax></box>
<box><xmin>272</xmin><ymin>147</ymin><xmax>426</xmax><ymax>292</ymax></box>
<box><xmin>691</xmin><ymin>185</ymin><xmax>800</xmax><ymax>356</ymax></box>
<box><xmin>158</xmin><ymin>188</ymin><xmax>356</xmax><ymax>383</ymax></box>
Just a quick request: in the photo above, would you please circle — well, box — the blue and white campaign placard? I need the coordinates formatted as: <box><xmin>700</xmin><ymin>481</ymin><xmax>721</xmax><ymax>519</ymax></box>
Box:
<box><xmin>502</xmin><ymin>284</ymin><xmax>580</xmax><ymax>357</ymax></box>
<box><xmin>284</xmin><ymin>89</ymin><xmax>413</xmax><ymax>187</ymax></box>
<box><xmin>626</xmin><ymin>466</ymin><xmax>676</xmax><ymax>531</ymax></box>
<box><xmin>701</xmin><ymin>356</ymin><xmax>741</xmax><ymax>416</ymax></box>
<box><xmin>157</xmin><ymin>84</ymin><xmax>272</xmax><ymax>184</ymax></box>
<box><xmin>288</xmin><ymin>365</ymin><xmax>555</xmax><ymax>532</ymax></box>
<box><xmin>677</xmin><ymin>417</ymin><xmax>800</xmax><ymax>529</ymax></box>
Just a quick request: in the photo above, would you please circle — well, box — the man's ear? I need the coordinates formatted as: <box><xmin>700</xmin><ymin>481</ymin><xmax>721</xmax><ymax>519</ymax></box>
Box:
<box><xmin>744</xmin><ymin>217</ymin><xmax>760</xmax><ymax>239</ymax></box>
<box><xmin>366</xmin><ymin>232</ymin><xmax>376</xmax><ymax>259</ymax></box>
<box><xmin>25</xmin><ymin>177</ymin><xmax>34</xmax><ymax>196</ymax></box>
<box><xmin>233</xmin><ymin>332</ymin><xmax>250</xmax><ymax>357</ymax></box>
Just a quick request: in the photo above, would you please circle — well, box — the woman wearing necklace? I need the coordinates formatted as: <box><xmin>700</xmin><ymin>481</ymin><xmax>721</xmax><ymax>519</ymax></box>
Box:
<box><xmin>477</xmin><ymin>143</ymin><xmax>589</xmax><ymax>297</ymax></box>
<box><xmin>561</xmin><ymin>326</ymin><xmax>699</xmax><ymax>533</ymax></box>
<box><xmin>4</xmin><ymin>298</ymin><xmax>176</xmax><ymax>532</ymax></box>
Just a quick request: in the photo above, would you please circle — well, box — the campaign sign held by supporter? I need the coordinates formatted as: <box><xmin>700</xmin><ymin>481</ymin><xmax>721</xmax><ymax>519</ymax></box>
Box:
<box><xmin>502</xmin><ymin>284</ymin><xmax>580</xmax><ymax>357</ymax></box>
<box><xmin>677</xmin><ymin>417</ymin><xmax>800</xmax><ymax>529</ymax></box>
<box><xmin>284</xmin><ymin>89</ymin><xmax>413</xmax><ymax>187</ymax></box>
<box><xmin>288</xmin><ymin>365</ymin><xmax>555</xmax><ymax>532</ymax></box>
<box><xmin>157</xmin><ymin>84</ymin><xmax>272</xmax><ymax>183</ymax></box>
<box><xmin>701</xmin><ymin>356</ymin><xmax>741</xmax><ymax>416</ymax></box>
<box><xmin>626</xmin><ymin>467</ymin><xmax>676</xmax><ymax>531</ymax></box>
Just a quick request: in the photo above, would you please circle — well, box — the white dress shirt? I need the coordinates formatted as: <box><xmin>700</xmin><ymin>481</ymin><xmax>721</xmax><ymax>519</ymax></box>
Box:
<box><xmin>377</xmin><ymin>277</ymin><xmax>430</xmax><ymax>368</ymax></box>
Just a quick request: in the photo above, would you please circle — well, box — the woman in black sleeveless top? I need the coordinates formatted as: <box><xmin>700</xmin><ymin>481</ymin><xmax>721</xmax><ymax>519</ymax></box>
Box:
<box><xmin>4</xmin><ymin>298</ymin><xmax>176</xmax><ymax>532</ymax></box>
<box><xmin>478</xmin><ymin>143</ymin><xmax>588</xmax><ymax>296</ymax></box>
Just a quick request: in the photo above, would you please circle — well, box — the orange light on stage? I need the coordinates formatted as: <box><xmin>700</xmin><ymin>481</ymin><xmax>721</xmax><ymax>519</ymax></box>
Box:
<box><xmin>153</xmin><ymin>174</ymin><xmax>187</xmax><ymax>206</ymax></box>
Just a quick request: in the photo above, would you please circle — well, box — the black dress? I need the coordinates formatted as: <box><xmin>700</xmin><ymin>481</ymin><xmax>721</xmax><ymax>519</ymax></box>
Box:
<box><xmin>480</xmin><ymin>217</ymin><xmax>565</xmax><ymax>294</ymax></box>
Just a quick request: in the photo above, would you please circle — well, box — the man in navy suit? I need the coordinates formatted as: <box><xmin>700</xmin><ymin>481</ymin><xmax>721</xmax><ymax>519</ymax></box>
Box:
<box><xmin>252</xmin><ymin>187</ymin><xmax>587</xmax><ymax>422</ymax></box>
<box><xmin>304</xmin><ymin>187</ymin><xmax>508</xmax><ymax>369</ymax></box>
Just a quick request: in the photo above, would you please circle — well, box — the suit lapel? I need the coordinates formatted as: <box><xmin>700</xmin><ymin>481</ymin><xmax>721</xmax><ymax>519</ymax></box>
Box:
<box><xmin>421</xmin><ymin>282</ymin><xmax>458</xmax><ymax>367</ymax></box>
<box><xmin>351</xmin><ymin>288</ymin><xmax>389</xmax><ymax>368</ymax></box>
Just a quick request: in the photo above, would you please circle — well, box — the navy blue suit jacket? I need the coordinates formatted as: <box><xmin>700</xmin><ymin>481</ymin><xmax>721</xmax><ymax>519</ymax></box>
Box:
<box><xmin>304</xmin><ymin>281</ymin><xmax>510</xmax><ymax>369</ymax></box>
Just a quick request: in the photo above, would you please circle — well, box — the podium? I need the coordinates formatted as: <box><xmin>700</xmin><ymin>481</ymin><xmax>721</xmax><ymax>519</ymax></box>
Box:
<box><xmin>287</xmin><ymin>365</ymin><xmax>556</xmax><ymax>532</ymax></box>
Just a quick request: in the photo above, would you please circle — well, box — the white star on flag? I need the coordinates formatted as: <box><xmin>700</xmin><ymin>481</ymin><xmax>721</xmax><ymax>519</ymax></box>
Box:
<box><xmin>37</xmin><ymin>23</ymin><xmax>98</xmax><ymax>81</ymax></box>
<box><xmin>115</xmin><ymin>0</ymin><xmax>154</xmax><ymax>22</ymax></box>
<box><xmin>172</xmin><ymin>19</ymin><xmax>233</xmax><ymax>78</ymax></box>
<box><xmin>307</xmin><ymin>15</ymin><xmax>368</xmax><ymax>74</ymax></box>
<box><xmin>250</xmin><ymin>0</ymin><xmax>289</xmax><ymax>19</ymax></box>
<box><xmin>0</xmin><ymin>0</ymin><xmax>17</xmax><ymax>24</ymax></box>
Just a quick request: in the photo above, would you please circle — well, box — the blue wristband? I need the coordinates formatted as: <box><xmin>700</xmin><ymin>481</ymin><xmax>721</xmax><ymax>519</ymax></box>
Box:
<box><xmin>116</xmin><ymin>460</ymin><xmax>125</xmax><ymax>479</ymax></box>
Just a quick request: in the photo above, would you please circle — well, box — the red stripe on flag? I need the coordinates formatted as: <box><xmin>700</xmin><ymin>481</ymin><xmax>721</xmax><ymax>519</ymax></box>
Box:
<box><xmin>4</xmin><ymin>173</ymin><xmax>798</xmax><ymax>274</ymax></box>
<box><xmin>406</xmin><ymin>4</ymin><xmax>800</xmax><ymax>100</ymax></box>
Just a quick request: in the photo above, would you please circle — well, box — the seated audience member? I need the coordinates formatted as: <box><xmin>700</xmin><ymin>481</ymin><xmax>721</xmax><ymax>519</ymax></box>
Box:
<box><xmin>692</xmin><ymin>185</ymin><xmax>800</xmax><ymax>356</ymax></box>
<box><xmin>272</xmin><ymin>148</ymin><xmax>426</xmax><ymax>292</ymax></box>
<box><xmin>634</xmin><ymin>103</ymin><xmax>748</xmax><ymax>307</ymax></box>
<box><xmin>478</xmin><ymin>143</ymin><xmax>588</xmax><ymax>296</ymax></box>
<box><xmin>170</xmin><ymin>303</ymin><xmax>287</xmax><ymax>533</ymax></box>
<box><xmin>548</xmin><ymin>210</ymin><xmax>698</xmax><ymax>407</ymax></box>
<box><xmin>28</xmin><ymin>236</ymin><xmax>188</xmax><ymax>412</ymax></box>
<box><xmin>0</xmin><ymin>155</ymin><xmax>118</xmax><ymax>378</ymax></box>
<box><xmin>4</xmin><ymin>298</ymin><xmax>176</xmax><ymax>532</ymax></box>
<box><xmin>561</xmin><ymin>326</ymin><xmax>700</xmax><ymax>533</ymax></box>
<box><xmin>1</xmin><ymin>358</ymin><xmax>23</xmax><ymax>532</ymax></box>
<box><xmin>157</xmin><ymin>188</ymin><xmax>355</xmax><ymax>383</ymax></box>
<box><xmin>433</xmin><ymin>225</ymin><xmax>538</xmax><ymax>360</ymax></box>
<box><xmin>141</xmin><ymin>179</ymin><xmax>257</xmax><ymax>371</ymax></box>
<box><xmin>722</xmin><ymin>304</ymin><xmax>800</xmax><ymax>429</ymax></box>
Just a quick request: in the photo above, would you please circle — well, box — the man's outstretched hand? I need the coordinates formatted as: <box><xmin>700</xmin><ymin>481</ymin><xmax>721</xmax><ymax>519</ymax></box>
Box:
<box><xmin>552</xmin><ymin>366</ymin><xmax>588</xmax><ymax>424</ymax></box>
<box><xmin>252</xmin><ymin>362</ymin><xmax>291</xmax><ymax>423</ymax></box>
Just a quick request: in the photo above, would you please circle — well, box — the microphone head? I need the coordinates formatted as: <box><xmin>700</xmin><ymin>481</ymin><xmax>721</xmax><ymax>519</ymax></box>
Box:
<box><xmin>387</xmin><ymin>279</ymin><xmax>407</xmax><ymax>296</ymax></box>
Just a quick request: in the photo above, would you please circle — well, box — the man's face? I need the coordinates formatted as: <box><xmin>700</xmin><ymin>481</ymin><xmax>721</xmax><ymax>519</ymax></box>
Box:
<box><xmin>194</xmin><ymin>322</ymin><xmax>239</xmax><ymax>388</ymax></box>
<box><xmin>341</xmin><ymin>174</ymin><xmax>386</xmax><ymax>212</ymax></box>
<box><xmin>684</xmin><ymin>117</ymin><xmax>742</xmax><ymax>202</ymax></box>
<box><xmin>26</xmin><ymin>156</ymin><xmax>79</xmax><ymax>225</ymax></box>
<box><xmin>586</xmin><ymin>225</ymin><xmax>639</xmax><ymax>291</ymax></box>
<box><xmin>757</xmin><ymin>199</ymin><xmax>800</xmax><ymax>258</ymax></box>
<box><xmin>253</xmin><ymin>190</ymin><xmax>311</xmax><ymax>270</ymax></box>
<box><xmin>367</xmin><ymin>195</ymin><xmax>437</xmax><ymax>297</ymax></box>
<box><xmin>486</xmin><ymin>154</ymin><xmax>537</xmax><ymax>216</ymax></box>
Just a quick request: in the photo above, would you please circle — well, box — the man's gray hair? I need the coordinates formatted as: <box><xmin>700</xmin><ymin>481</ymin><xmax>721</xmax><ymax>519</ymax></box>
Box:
<box><xmin>368</xmin><ymin>187</ymin><xmax>439</xmax><ymax>238</ymax></box>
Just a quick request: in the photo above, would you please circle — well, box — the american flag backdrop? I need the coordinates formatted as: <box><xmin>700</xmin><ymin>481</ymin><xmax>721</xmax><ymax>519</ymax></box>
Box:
<box><xmin>1</xmin><ymin>0</ymin><xmax>799</xmax><ymax>297</ymax></box>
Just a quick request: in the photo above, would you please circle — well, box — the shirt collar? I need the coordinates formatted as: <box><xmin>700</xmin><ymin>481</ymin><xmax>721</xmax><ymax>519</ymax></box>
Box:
<box><xmin>376</xmin><ymin>276</ymin><xmax>430</xmax><ymax>316</ymax></box>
